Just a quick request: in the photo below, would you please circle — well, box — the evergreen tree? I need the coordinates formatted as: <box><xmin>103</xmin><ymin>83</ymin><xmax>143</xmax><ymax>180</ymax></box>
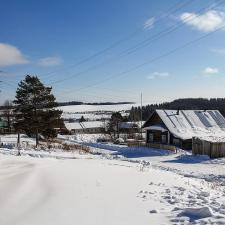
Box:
<box><xmin>79</xmin><ymin>115</ymin><xmax>86</xmax><ymax>123</ymax></box>
<box><xmin>13</xmin><ymin>75</ymin><xmax>63</xmax><ymax>146</ymax></box>
<box><xmin>2</xmin><ymin>100</ymin><xmax>13</xmax><ymax>133</ymax></box>
<box><xmin>129</xmin><ymin>98</ymin><xmax>225</xmax><ymax>121</ymax></box>
<box><xmin>107</xmin><ymin>112</ymin><xmax>123</xmax><ymax>139</ymax></box>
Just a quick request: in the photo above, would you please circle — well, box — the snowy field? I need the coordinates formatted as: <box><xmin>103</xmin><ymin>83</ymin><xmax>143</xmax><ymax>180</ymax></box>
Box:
<box><xmin>58</xmin><ymin>103</ymin><xmax>143</xmax><ymax>113</ymax></box>
<box><xmin>1</xmin><ymin>133</ymin><xmax>225</xmax><ymax>224</ymax></box>
<box><xmin>58</xmin><ymin>103</ymin><xmax>148</xmax><ymax>121</ymax></box>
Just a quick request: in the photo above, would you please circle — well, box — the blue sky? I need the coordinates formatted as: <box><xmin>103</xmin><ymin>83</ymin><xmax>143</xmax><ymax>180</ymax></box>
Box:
<box><xmin>1</xmin><ymin>0</ymin><xmax>225</xmax><ymax>104</ymax></box>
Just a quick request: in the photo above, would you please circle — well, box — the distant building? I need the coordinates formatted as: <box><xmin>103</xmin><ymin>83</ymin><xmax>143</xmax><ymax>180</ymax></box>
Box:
<box><xmin>143</xmin><ymin>110</ymin><xmax>225</xmax><ymax>150</ymax></box>
<box><xmin>65</xmin><ymin>121</ymin><xmax>105</xmax><ymax>134</ymax></box>
<box><xmin>0</xmin><ymin>120</ymin><xmax>8</xmax><ymax>133</ymax></box>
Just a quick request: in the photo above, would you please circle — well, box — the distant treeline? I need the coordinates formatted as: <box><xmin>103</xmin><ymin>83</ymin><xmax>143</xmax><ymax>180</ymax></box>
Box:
<box><xmin>0</xmin><ymin>101</ymin><xmax>135</xmax><ymax>109</ymax></box>
<box><xmin>129</xmin><ymin>98</ymin><xmax>225</xmax><ymax>121</ymax></box>
<box><xmin>57</xmin><ymin>101</ymin><xmax>135</xmax><ymax>106</ymax></box>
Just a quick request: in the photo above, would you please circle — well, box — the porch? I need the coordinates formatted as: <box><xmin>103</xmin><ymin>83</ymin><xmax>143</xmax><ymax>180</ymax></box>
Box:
<box><xmin>145</xmin><ymin>124</ymin><xmax>170</xmax><ymax>145</ymax></box>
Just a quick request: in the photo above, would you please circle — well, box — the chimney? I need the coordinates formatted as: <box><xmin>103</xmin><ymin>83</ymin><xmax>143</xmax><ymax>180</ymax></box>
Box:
<box><xmin>177</xmin><ymin>108</ymin><xmax>180</xmax><ymax>115</ymax></box>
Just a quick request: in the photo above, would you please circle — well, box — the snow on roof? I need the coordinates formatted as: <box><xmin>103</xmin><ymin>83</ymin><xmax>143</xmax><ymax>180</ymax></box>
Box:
<box><xmin>196</xmin><ymin>136</ymin><xmax>225</xmax><ymax>143</ymax></box>
<box><xmin>146</xmin><ymin>124</ymin><xmax>168</xmax><ymax>132</ymax></box>
<box><xmin>119</xmin><ymin>121</ymin><xmax>144</xmax><ymax>129</ymax></box>
<box><xmin>65</xmin><ymin>121</ymin><xmax>104</xmax><ymax>130</ymax></box>
<box><xmin>154</xmin><ymin>110</ymin><xmax>225</xmax><ymax>141</ymax></box>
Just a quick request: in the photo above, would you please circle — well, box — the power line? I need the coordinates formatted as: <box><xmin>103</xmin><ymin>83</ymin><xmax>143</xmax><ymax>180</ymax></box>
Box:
<box><xmin>56</xmin><ymin>91</ymin><xmax>138</xmax><ymax>103</ymax></box>
<box><xmin>54</xmin><ymin>85</ymin><xmax>139</xmax><ymax>100</ymax></box>
<box><xmin>48</xmin><ymin>0</ymin><xmax>223</xmax><ymax>85</ymax></box>
<box><xmin>58</xmin><ymin>22</ymin><xmax>225</xmax><ymax>95</ymax></box>
<box><xmin>41</xmin><ymin>0</ymin><xmax>194</xmax><ymax>81</ymax></box>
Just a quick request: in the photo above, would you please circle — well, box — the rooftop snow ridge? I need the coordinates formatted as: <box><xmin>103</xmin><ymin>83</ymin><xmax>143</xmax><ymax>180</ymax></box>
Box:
<box><xmin>154</xmin><ymin>110</ymin><xmax>225</xmax><ymax>140</ymax></box>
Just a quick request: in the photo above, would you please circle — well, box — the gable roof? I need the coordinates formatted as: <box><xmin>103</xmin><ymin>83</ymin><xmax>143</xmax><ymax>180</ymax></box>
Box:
<box><xmin>144</xmin><ymin>109</ymin><xmax>225</xmax><ymax>140</ymax></box>
<box><xmin>65</xmin><ymin>121</ymin><xmax>104</xmax><ymax>130</ymax></box>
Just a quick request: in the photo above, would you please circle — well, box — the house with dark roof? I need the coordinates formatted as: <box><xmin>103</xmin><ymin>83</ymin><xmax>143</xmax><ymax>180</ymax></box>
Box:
<box><xmin>143</xmin><ymin>110</ymin><xmax>225</xmax><ymax>150</ymax></box>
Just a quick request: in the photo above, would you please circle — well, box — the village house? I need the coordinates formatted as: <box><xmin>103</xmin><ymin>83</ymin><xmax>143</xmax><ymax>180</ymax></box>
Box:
<box><xmin>0</xmin><ymin>119</ymin><xmax>9</xmax><ymax>134</ymax></box>
<box><xmin>143</xmin><ymin>109</ymin><xmax>225</xmax><ymax>151</ymax></box>
<box><xmin>64</xmin><ymin>121</ymin><xmax>105</xmax><ymax>134</ymax></box>
<box><xmin>119</xmin><ymin>121</ymin><xmax>143</xmax><ymax>132</ymax></box>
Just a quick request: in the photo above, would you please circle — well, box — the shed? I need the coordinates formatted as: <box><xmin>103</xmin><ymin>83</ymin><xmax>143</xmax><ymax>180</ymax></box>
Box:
<box><xmin>192</xmin><ymin>136</ymin><xmax>225</xmax><ymax>158</ymax></box>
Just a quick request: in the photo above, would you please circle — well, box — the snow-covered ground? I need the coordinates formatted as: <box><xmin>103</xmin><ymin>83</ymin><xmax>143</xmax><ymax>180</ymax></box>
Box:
<box><xmin>58</xmin><ymin>103</ymin><xmax>149</xmax><ymax>122</ymax></box>
<box><xmin>0</xmin><ymin>134</ymin><xmax>36</xmax><ymax>149</ymax></box>
<box><xmin>1</xmin><ymin>133</ymin><xmax>225</xmax><ymax>224</ymax></box>
<box><xmin>58</xmin><ymin>103</ymin><xmax>144</xmax><ymax>113</ymax></box>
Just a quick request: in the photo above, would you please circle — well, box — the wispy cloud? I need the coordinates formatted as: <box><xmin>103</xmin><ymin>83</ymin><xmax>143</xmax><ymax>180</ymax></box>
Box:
<box><xmin>210</xmin><ymin>48</ymin><xmax>225</xmax><ymax>54</ymax></box>
<box><xmin>203</xmin><ymin>67</ymin><xmax>219</xmax><ymax>75</ymax></box>
<box><xmin>0</xmin><ymin>43</ymin><xmax>28</xmax><ymax>67</ymax></box>
<box><xmin>37</xmin><ymin>56</ymin><xmax>62</xmax><ymax>67</ymax></box>
<box><xmin>144</xmin><ymin>17</ymin><xmax>155</xmax><ymax>30</ymax></box>
<box><xmin>147</xmin><ymin>72</ymin><xmax>169</xmax><ymax>79</ymax></box>
<box><xmin>180</xmin><ymin>10</ymin><xmax>225</xmax><ymax>32</ymax></box>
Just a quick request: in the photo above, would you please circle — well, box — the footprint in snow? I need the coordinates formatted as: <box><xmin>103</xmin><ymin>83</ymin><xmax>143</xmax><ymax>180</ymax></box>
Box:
<box><xmin>149</xmin><ymin>209</ymin><xmax>158</xmax><ymax>214</ymax></box>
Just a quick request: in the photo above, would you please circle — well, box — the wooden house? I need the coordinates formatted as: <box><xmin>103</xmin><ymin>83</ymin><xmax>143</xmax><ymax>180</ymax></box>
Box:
<box><xmin>143</xmin><ymin>110</ymin><xmax>225</xmax><ymax>150</ymax></box>
<box><xmin>0</xmin><ymin>120</ymin><xmax>8</xmax><ymax>134</ymax></box>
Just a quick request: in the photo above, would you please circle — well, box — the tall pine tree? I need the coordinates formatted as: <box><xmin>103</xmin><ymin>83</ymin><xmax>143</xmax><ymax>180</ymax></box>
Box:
<box><xmin>14</xmin><ymin>75</ymin><xmax>63</xmax><ymax>146</ymax></box>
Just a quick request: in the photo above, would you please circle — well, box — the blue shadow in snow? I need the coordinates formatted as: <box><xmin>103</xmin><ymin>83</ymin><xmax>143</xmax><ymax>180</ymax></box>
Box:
<box><xmin>85</xmin><ymin>142</ymin><xmax>172</xmax><ymax>158</ymax></box>
<box><xmin>163</xmin><ymin>154</ymin><xmax>211</xmax><ymax>164</ymax></box>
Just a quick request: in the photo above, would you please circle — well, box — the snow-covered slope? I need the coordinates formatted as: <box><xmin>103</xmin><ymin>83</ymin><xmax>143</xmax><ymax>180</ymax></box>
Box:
<box><xmin>58</xmin><ymin>103</ymin><xmax>143</xmax><ymax>122</ymax></box>
<box><xmin>58</xmin><ymin>103</ymin><xmax>142</xmax><ymax>113</ymax></box>
<box><xmin>1</xmin><ymin>153</ymin><xmax>225</xmax><ymax>225</ymax></box>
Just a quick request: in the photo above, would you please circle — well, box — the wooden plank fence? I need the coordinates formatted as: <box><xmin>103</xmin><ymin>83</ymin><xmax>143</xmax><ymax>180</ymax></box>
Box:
<box><xmin>192</xmin><ymin>137</ymin><xmax>225</xmax><ymax>158</ymax></box>
<box><xmin>127</xmin><ymin>141</ymin><xmax>177</xmax><ymax>151</ymax></box>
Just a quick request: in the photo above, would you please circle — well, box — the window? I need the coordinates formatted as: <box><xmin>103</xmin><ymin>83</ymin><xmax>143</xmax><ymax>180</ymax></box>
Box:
<box><xmin>161</xmin><ymin>134</ymin><xmax>167</xmax><ymax>144</ymax></box>
<box><xmin>149</xmin><ymin>133</ymin><xmax>154</xmax><ymax>142</ymax></box>
<box><xmin>173</xmin><ymin>138</ymin><xmax>180</xmax><ymax>146</ymax></box>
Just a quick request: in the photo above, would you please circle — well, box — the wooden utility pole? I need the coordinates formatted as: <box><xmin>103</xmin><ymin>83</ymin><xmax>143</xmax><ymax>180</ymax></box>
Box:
<box><xmin>36</xmin><ymin>128</ymin><xmax>39</xmax><ymax>148</ymax></box>
<box><xmin>140</xmin><ymin>92</ymin><xmax>143</xmax><ymax>139</ymax></box>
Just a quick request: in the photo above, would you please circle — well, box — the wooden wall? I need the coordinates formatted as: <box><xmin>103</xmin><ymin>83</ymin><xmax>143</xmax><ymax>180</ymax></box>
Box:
<box><xmin>192</xmin><ymin>137</ymin><xmax>225</xmax><ymax>158</ymax></box>
<box><xmin>127</xmin><ymin>141</ymin><xmax>177</xmax><ymax>151</ymax></box>
<box><xmin>144</xmin><ymin>112</ymin><xmax>164</xmax><ymax>127</ymax></box>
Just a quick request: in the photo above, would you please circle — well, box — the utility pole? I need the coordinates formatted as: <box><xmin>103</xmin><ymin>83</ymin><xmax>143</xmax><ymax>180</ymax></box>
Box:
<box><xmin>140</xmin><ymin>92</ymin><xmax>143</xmax><ymax>140</ymax></box>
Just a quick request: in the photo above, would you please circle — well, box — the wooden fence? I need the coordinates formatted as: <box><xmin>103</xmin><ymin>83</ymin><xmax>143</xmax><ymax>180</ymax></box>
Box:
<box><xmin>127</xmin><ymin>141</ymin><xmax>177</xmax><ymax>151</ymax></box>
<box><xmin>192</xmin><ymin>137</ymin><xmax>225</xmax><ymax>158</ymax></box>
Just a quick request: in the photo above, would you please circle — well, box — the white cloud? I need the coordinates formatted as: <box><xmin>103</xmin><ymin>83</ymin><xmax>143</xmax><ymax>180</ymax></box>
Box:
<box><xmin>144</xmin><ymin>17</ymin><xmax>155</xmax><ymax>30</ymax></box>
<box><xmin>210</xmin><ymin>48</ymin><xmax>225</xmax><ymax>54</ymax></box>
<box><xmin>204</xmin><ymin>67</ymin><xmax>219</xmax><ymax>74</ymax></box>
<box><xmin>180</xmin><ymin>10</ymin><xmax>225</xmax><ymax>32</ymax></box>
<box><xmin>37</xmin><ymin>56</ymin><xmax>62</xmax><ymax>67</ymax></box>
<box><xmin>147</xmin><ymin>72</ymin><xmax>169</xmax><ymax>79</ymax></box>
<box><xmin>0</xmin><ymin>43</ymin><xmax>28</xmax><ymax>67</ymax></box>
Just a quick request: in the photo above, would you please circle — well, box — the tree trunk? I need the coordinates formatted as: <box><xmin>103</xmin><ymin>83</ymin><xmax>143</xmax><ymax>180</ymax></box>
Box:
<box><xmin>17</xmin><ymin>132</ymin><xmax>21</xmax><ymax>156</ymax></box>
<box><xmin>117</xmin><ymin>122</ymin><xmax>120</xmax><ymax>138</ymax></box>
<box><xmin>36</xmin><ymin>129</ymin><xmax>39</xmax><ymax>147</ymax></box>
<box><xmin>7</xmin><ymin>113</ymin><xmax>10</xmax><ymax>133</ymax></box>
<box><xmin>17</xmin><ymin>132</ymin><xmax>20</xmax><ymax>147</ymax></box>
